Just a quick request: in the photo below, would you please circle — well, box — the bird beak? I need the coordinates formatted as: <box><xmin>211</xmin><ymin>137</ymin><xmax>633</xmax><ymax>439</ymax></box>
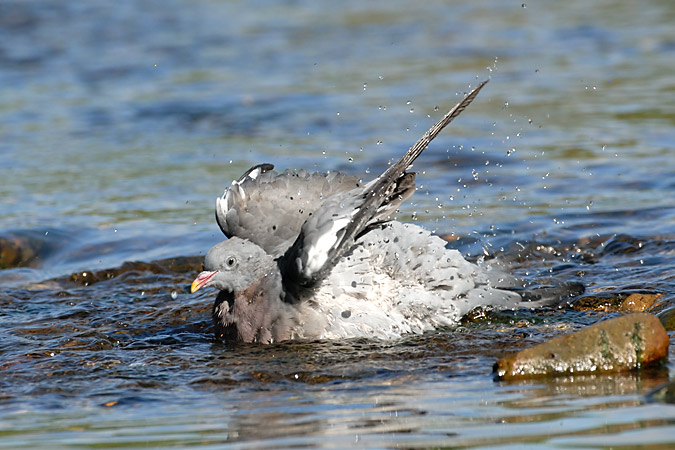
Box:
<box><xmin>191</xmin><ymin>270</ymin><xmax>218</xmax><ymax>293</ymax></box>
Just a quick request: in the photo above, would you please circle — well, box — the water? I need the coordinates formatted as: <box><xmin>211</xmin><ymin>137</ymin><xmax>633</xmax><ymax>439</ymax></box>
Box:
<box><xmin>1</xmin><ymin>0</ymin><xmax>674</xmax><ymax>448</ymax></box>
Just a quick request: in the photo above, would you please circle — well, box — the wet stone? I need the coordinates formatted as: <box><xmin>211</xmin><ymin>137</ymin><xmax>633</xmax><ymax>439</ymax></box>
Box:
<box><xmin>67</xmin><ymin>256</ymin><xmax>203</xmax><ymax>287</ymax></box>
<box><xmin>493</xmin><ymin>313</ymin><xmax>670</xmax><ymax>380</ymax></box>
<box><xmin>571</xmin><ymin>292</ymin><xmax>663</xmax><ymax>313</ymax></box>
<box><xmin>646</xmin><ymin>379</ymin><xmax>675</xmax><ymax>404</ymax></box>
<box><xmin>656</xmin><ymin>306</ymin><xmax>675</xmax><ymax>332</ymax></box>
<box><xmin>0</xmin><ymin>231</ymin><xmax>61</xmax><ymax>269</ymax></box>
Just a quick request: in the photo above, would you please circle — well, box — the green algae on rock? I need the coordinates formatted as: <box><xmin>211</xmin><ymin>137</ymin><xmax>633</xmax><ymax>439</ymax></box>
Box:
<box><xmin>494</xmin><ymin>313</ymin><xmax>669</xmax><ymax>380</ymax></box>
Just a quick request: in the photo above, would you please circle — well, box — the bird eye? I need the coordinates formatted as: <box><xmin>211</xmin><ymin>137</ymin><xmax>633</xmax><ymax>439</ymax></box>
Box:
<box><xmin>225</xmin><ymin>256</ymin><xmax>237</xmax><ymax>268</ymax></box>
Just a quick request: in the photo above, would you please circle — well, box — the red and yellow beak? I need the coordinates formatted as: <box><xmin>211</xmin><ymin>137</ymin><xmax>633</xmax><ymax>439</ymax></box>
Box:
<box><xmin>190</xmin><ymin>270</ymin><xmax>218</xmax><ymax>293</ymax></box>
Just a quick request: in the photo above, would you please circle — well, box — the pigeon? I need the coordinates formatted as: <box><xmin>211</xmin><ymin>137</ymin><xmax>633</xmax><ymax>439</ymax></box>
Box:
<box><xmin>191</xmin><ymin>80</ymin><xmax>580</xmax><ymax>343</ymax></box>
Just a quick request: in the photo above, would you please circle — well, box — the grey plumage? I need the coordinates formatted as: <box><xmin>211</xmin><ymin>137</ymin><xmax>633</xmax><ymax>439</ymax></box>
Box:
<box><xmin>191</xmin><ymin>80</ymin><xmax>582</xmax><ymax>343</ymax></box>
<box><xmin>216</xmin><ymin>166</ymin><xmax>363</xmax><ymax>258</ymax></box>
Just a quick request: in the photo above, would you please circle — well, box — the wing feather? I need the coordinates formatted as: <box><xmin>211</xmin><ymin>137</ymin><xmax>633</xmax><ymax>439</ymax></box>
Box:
<box><xmin>281</xmin><ymin>80</ymin><xmax>489</xmax><ymax>289</ymax></box>
<box><xmin>215</xmin><ymin>164</ymin><xmax>361</xmax><ymax>257</ymax></box>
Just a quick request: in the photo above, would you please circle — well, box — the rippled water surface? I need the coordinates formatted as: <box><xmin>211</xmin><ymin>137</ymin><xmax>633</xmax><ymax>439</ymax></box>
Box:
<box><xmin>1</xmin><ymin>0</ymin><xmax>674</xmax><ymax>448</ymax></box>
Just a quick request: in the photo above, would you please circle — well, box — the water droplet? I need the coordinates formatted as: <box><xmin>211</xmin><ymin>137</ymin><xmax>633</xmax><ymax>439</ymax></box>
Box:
<box><xmin>348</xmin><ymin>156</ymin><xmax>353</xmax><ymax>162</ymax></box>
<box><xmin>171</xmin><ymin>291</ymin><xmax>178</xmax><ymax>300</ymax></box>
<box><xmin>406</xmin><ymin>100</ymin><xmax>412</xmax><ymax>105</ymax></box>
<box><xmin>522</xmin><ymin>3</ymin><xmax>526</xmax><ymax>8</ymax></box>
<box><xmin>409</xmin><ymin>108</ymin><xmax>414</xmax><ymax>113</ymax></box>
<box><xmin>363</xmin><ymin>83</ymin><xmax>367</xmax><ymax>90</ymax></box>
<box><xmin>336</xmin><ymin>112</ymin><xmax>340</xmax><ymax>116</ymax></box>
<box><xmin>378</xmin><ymin>75</ymin><xmax>384</xmax><ymax>80</ymax></box>
<box><xmin>472</xmin><ymin>169</ymin><xmax>479</xmax><ymax>180</ymax></box>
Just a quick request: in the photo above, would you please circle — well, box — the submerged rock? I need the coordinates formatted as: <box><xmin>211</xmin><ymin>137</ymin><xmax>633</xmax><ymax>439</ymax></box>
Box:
<box><xmin>646</xmin><ymin>379</ymin><xmax>675</xmax><ymax>404</ymax></box>
<box><xmin>494</xmin><ymin>313</ymin><xmax>669</xmax><ymax>380</ymax></box>
<box><xmin>0</xmin><ymin>230</ymin><xmax>62</xmax><ymax>269</ymax></box>
<box><xmin>571</xmin><ymin>292</ymin><xmax>662</xmax><ymax>313</ymax></box>
<box><xmin>656</xmin><ymin>306</ymin><xmax>675</xmax><ymax>332</ymax></box>
<box><xmin>67</xmin><ymin>256</ymin><xmax>203</xmax><ymax>287</ymax></box>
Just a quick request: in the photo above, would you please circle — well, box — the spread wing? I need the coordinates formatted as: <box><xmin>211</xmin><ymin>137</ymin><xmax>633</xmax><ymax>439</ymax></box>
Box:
<box><xmin>215</xmin><ymin>164</ymin><xmax>362</xmax><ymax>258</ymax></box>
<box><xmin>280</xmin><ymin>80</ymin><xmax>489</xmax><ymax>291</ymax></box>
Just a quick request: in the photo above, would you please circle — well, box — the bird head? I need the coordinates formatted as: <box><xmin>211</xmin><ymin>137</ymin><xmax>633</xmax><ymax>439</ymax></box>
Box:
<box><xmin>191</xmin><ymin>237</ymin><xmax>272</xmax><ymax>295</ymax></box>
<box><xmin>191</xmin><ymin>237</ymin><xmax>287</xmax><ymax>343</ymax></box>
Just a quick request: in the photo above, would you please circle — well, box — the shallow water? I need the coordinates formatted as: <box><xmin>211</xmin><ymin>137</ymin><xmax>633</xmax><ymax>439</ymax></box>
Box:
<box><xmin>1</xmin><ymin>0</ymin><xmax>674</xmax><ymax>448</ymax></box>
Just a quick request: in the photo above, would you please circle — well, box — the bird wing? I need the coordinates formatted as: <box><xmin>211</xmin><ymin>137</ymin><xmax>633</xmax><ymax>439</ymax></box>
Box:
<box><xmin>279</xmin><ymin>80</ymin><xmax>489</xmax><ymax>291</ymax></box>
<box><xmin>215</xmin><ymin>164</ymin><xmax>362</xmax><ymax>258</ymax></box>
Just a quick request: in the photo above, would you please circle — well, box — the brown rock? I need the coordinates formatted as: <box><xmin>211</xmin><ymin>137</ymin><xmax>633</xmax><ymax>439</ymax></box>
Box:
<box><xmin>494</xmin><ymin>313</ymin><xmax>670</xmax><ymax>380</ymax></box>
<box><xmin>619</xmin><ymin>293</ymin><xmax>661</xmax><ymax>312</ymax></box>
<box><xmin>572</xmin><ymin>292</ymin><xmax>662</xmax><ymax>312</ymax></box>
<box><xmin>571</xmin><ymin>294</ymin><xmax>622</xmax><ymax>311</ymax></box>
<box><xmin>438</xmin><ymin>233</ymin><xmax>460</xmax><ymax>242</ymax></box>
<box><xmin>0</xmin><ymin>235</ymin><xmax>40</xmax><ymax>268</ymax></box>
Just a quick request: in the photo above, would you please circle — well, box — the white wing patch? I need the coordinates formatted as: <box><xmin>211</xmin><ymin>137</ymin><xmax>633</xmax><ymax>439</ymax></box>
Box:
<box><xmin>222</xmin><ymin>165</ymin><xmax>266</xmax><ymax>206</ymax></box>
<box><xmin>303</xmin><ymin>217</ymin><xmax>350</xmax><ymax>276</ymax></box>
<box><xmin>217</xmin><ymin>169</ymin><xmax>256</xmax><ymax>229</ymax></box>
<box><xmin>220</xmin><ymin>176</ymin><xmax>248</xmax><ymax>213</ymax></box>
<box><xmin>216</xmin><ymin>195</ymin><xmax>228</xmax><ymax>218</ymax></box>
<box><xmin>247</xmin><ymin>166</ymin><xmax>263</xmax><ymax>180</ymax></box>
<box><xmin>220</xmin><ymin>164</ymin><xmax>267</xmax><ymax>212</ymax></box>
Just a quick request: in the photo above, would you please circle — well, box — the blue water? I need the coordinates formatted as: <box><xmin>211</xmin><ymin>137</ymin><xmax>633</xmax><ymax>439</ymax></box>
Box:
<box><xmin>1</xmin><ymin>0</ymin><xmax>674</xmax><ymax>448</ymax></box>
